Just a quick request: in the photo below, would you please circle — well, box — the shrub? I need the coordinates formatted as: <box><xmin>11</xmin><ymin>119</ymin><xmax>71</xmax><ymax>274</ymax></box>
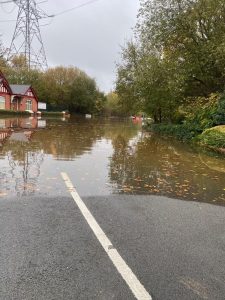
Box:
<box><xmin>212</xmin><ymin>95</ymin><xmax>225</xmax><ymax>125</ymax></box>
<box><xmin>197</xmin><ymin>126</ymin><xmax>225</xmax><ymax>149</ymax></box>
<box><xmin>171</xmin><ymin>111</ymin><xmax>186</xmax><ymax>124</ymax></box>
<box><xmin>146</xmin><ymin>93</ymin><xmax>225</xmax><ymax>144</ymax></box>
<box><xmin>150</xmin><ymin>123</ymin><xmax>201</xmax><ymax>141</ymax></box>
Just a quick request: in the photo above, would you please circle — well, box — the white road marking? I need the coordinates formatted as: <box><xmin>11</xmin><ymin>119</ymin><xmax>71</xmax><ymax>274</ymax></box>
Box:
<box><xmin>61</xmin><ymin>172</ymin><xmax>152</xmax><ymax>300</ymax></box>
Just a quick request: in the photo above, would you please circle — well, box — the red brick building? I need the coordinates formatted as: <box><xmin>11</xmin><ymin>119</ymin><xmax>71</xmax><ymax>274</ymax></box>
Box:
<box><xmin>0</xmin><ymin>71</ymin><xmax>38</xmax><ymax>113</ymax></box>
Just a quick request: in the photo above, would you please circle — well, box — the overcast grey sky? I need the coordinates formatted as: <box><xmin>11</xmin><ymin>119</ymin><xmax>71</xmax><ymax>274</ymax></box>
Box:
<box><xmin>0</xmin><ymin>0</ymin><xmax>140</xmax><ymax>92</ymax></box>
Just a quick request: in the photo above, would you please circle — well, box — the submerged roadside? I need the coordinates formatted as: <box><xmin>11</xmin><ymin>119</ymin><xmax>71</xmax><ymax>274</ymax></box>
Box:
<box><xmin>144</xmin><ymin>94</ymin><xmax>225</xmax><ymax>154</ymax></box>
<box><xmin>145</xmin><ymin>123</ymin><xmax>225</xmax><ymax>155</ymax></box>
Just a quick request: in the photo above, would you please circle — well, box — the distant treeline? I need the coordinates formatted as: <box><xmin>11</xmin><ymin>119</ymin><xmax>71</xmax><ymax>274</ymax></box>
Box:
<box><xmin>0</xmin><ymin>54</ymin><xmax>105</xmax><ymax>114</ymax></box>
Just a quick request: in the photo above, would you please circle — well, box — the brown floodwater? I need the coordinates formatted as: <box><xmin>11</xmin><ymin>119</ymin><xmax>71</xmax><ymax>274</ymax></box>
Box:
<box><xmin>0</xmin><ymin>115</ymin><xmax>225</xmax><ymax>205</ymax></box>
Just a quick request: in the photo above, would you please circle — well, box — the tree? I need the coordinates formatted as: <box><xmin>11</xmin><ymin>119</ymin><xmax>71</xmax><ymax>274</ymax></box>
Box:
<box><xmin>0</xmin><ymin>39</ymin><xmax>8</xmax><ymax>72</ymax></box>
<box><xmin>116</xmin><ymin>41</ymin><xmax>142</xmax><ymax>115</ymax></box>
<box><xmin>116</xmin><ymin>0</ymin><xmax>225</xmax><ymax>122</ymax></box>
<box><xmin>104</xmin><ymin>92</ymin><xmax>120</xmax><ymax>116</ymax></box>
<box><xmin>137</xmin><ymin>0</ymin><xmax>225</xmax><ymax>96</ymax></box>
<box><xmin>39</xmin><ymin>66</ymin><xmax>101</xmax><ymax>113</ymax></box>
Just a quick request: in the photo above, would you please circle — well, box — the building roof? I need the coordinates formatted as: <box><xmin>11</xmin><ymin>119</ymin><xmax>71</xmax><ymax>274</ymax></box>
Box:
<box><xmin>10</xmin><ymin>84</ymin><xmax>30</xmax><ymax>95</ymax></box>
<box><xmin>0</xmin><ymin>70</ymin><xmax>38</xmax><ymax>102</ymax></box>
<box><xmin>0</xmin><ymin>76</ymin><xmax>12</xmax><ymax>93</ymax></box>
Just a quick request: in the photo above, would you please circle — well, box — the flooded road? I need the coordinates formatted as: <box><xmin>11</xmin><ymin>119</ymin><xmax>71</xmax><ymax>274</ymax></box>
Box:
<box><xmin>1</xmin><ymin>116</ymin><xmax>225</xmax><ymax>300</ymax></box>
<box><xmin>0</xmin><ymin>116</ymin><xmax>225</xmax><ymax>205</ymax></box>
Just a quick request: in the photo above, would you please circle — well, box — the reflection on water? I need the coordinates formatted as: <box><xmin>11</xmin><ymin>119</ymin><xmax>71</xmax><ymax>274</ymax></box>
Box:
<box><xmin>0</xmin><ymin>117</ymin><xmax>46</xmax><ymax>196</ymax></box>
<box><xmin>0</xmin><ymin>116</ymin><xmax>224</xmax><ymax>204</ymax></box>
<box><xmin>0</xmin><ymin>116</ymin><xmax>46</xmax><ymax>130</ymax></box>
<box><xmin>109</xmin><ymin>135</ymin><xmax>225</xmax><ymax>204</ymax></box>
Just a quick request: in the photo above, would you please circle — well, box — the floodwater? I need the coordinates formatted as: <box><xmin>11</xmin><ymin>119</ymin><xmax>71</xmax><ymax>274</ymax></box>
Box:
<box><xmin>0</xmin><ymin>116</ymin><xmax>225</xmax><ymax>205</ymax></box>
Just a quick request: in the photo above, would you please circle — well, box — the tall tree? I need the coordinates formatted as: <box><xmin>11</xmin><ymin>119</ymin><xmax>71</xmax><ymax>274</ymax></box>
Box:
<box><xmin>116</xmin><ymin>41</ymin><xmax>142</xmax><ymax>115</ymax></box>
<box><xmin>116</xmin><ymin>0</ymin><xmax>225</xmax><ymax>122</ymax></box>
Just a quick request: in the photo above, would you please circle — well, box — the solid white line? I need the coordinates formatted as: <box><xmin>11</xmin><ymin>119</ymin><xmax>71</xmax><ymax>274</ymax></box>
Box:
<box><xmin>61</xmin><ymin>172</ymin><xmax>152</xmax><ymax>300</ymax></box>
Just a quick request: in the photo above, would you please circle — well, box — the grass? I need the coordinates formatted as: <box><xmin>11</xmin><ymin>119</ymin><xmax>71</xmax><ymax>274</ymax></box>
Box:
<box><xmin>0</xmin><ymin>109</ymin><xmax>30</xmax><ymax>116</ymax></box>
<box><xmin>40</xmin><ymin>111</ymin><xmax>65</xmax><ymax>116</ymax></box>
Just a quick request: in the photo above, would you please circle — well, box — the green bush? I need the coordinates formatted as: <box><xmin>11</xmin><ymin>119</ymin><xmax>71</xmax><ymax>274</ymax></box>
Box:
<box><xmin>150</xmin><ymin>123</ymin><xmax>201</xmax><ymax>141</ymax></box>
<box><xmin>212</xmin><ymin>95</ymin><xmax>225</xmax><ymax>125</ymax></box>
<box><xmin>146</xmin><ymin>93</ymin><xmax>225</xmax><ymax>145</ymax></box>
<box><xmin>197</xmin><ymin>126</ymin><xmax>225</xmax><ymax>149</ymax></box>
<box><xmin>171</xmin><ymin>111</ymin><xmax>186</xmax><ymax>124</ymax></box>
<box><xmin>184</xmin><ymin>93</ymin><xmax>225</xmax><ymax>131</ymax></box>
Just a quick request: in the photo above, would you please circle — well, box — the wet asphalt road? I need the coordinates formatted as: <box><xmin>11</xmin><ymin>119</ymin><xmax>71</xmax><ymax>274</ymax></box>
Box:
<box><xmin>0</xmin><ymin>193</ymin><xmax>225</xmax><ymax>300</ymax></box>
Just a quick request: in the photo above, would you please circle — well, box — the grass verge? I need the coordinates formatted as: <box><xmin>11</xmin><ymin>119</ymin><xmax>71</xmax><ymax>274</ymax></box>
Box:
<box><xmin>40</xmin><ymin>111</ymin><xmax>64</xmax><ymax>116</ymax></box>
<box><xmin>0</xmin><ymin>110</ymin><xmax>30</xmax><ymax>116</ymax></box>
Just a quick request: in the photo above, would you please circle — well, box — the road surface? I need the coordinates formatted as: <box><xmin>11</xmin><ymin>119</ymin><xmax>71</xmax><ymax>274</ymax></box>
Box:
<box><xmin>0</xmin><ymin>173</ymin><xmax>224</xmax><ymax>300</ymax></box>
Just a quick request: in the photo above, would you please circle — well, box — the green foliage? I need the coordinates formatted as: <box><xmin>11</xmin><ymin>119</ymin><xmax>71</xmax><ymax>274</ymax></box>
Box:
<box><xmin>1</xmin><ymin>57</ymin><xmax>105</xmax><ymax>114</ymax></box>
<box><xmin>37</xmin><ymin>66</ymin><xmax>104</xmax><ymax>113</ymax></box>
<box><xmin>150</xmin><ymin>123</ymin><xmax>200</xmax><ymax>141</ymax></box>
<box><xmin>149</xmin><ymin>93</ymin><xmax>225</xmax><ymax>144</ymax></box>
<box><xmin>171</xmin><ymin>111</ymin><xmax>186</xmax><ymax>124</ymax></box>
<box><xmin>104</xmin><ymin>92</ymin><xmax>125</xmax><ymax>117</ymax></box>
<box><xmin>182</xmin><ymin>93</ymin><xmax>225</xmax><ymax>132</ymax></box>
<box><xmin>213</xmin><ymin>95</ymin><xmax>225</xmax><ymax>125</ymax></box>
<box><xmin>197</xmin><ymin>126</ymin><xmax>225</xmax><ymax>148</ymax></box>
<box><xmin>116</xmin><ymin>0</ymin><xmax>225</xmax><ymax>123</ymax></box>
<box><xmin>115</xmin><ymin>42</ymin><xmax>142</xmax><ymax>115</ymax></box>
<box><xmin>93</xmin><ymin>91</ymin><xmax>106</xmax><ymax>115</ymax></box>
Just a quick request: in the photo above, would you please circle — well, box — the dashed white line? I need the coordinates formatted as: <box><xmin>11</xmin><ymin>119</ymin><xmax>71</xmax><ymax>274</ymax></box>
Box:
<box><xmin>61</xmin><ymin>172</ymin><xmax>152</xmax><ymax>300</ymax></box>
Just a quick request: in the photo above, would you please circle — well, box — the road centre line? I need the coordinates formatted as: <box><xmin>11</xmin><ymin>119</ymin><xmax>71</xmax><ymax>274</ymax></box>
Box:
<box><xmin>61</xmin><ymin>172</ymin><xmax>152</xmax><ymax>300</ymax></box>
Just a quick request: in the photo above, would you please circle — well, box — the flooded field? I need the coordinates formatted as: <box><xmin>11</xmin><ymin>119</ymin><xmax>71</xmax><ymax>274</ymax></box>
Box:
<box><xmin>0</xmin><ymin>115</ymin><xmax>225</xmax><ymax>205</ymax></box>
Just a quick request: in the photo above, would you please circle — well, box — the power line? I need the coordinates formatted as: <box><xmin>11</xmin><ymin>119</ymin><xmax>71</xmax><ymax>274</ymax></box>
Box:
<box><xmin>52</xmin><ymin>0</ymin><xmax>101</xmax><ymax>17</ymax></box>
<box><xmin>0</xmin><ymin>1</ymin><xmax>16</xmax><ymax>14</ymax></box>
<box><xmin>0</xmin><ymin>0</ymin><xmax>102</xmax><ymax>22</ymax></box>
<box><xmin>0</xmin><ymin>1</ymin><xmax>14</xmax><ymax>3</ymax></box>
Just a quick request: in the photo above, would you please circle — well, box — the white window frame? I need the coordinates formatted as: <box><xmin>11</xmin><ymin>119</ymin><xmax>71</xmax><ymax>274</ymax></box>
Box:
<box><xmin>0</xmin><ymin>96</ymin><xmax>5</xmax><ymax>110</ymax></box>
<box><xmin>26</xmin><ymin>99</ymin><xmax>32</xmax><ymax>111</ymax></box>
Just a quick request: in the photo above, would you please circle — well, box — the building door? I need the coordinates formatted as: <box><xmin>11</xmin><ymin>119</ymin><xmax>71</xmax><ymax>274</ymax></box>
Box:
<box><xmin>12</xmin><ymin>97</ymin><xmax>20</xmax><ymax>111</ymax></box>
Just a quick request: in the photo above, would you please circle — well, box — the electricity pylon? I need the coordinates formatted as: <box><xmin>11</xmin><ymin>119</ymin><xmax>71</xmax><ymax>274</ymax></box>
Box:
<box><xmin>7</xmin><ymin>0</ymin><xmax>49</xmax><ymax>70</ymax></box>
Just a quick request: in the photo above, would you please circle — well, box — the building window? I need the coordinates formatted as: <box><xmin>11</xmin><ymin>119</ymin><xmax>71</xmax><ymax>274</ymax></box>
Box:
<box><xmin>0</xmin><ymin>96</ymin><xmax>5</xmax><ymax>110</ymax></box>
<box><xmin>26</xmin><ymin>99</ymin><xmax>32</xmax><ymax>111</ymax></box>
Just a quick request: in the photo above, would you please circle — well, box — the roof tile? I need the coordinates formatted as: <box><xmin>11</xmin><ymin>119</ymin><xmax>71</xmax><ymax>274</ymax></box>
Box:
<box><xmin>10</xmin><ymin>84</ymin><xmax>30</xmax><ymax>95</ymax></box>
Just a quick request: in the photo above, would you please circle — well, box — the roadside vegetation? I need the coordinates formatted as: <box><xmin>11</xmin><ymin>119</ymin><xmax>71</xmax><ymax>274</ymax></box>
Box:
<box><xmin>197</xmin><ymin>126</ymin><xmax>225</xmax><ymax>151</ymax></box>
<box><xmin>0</xmin><ymin>109</ymin><xmax>30</xmax><ymax>116</ymax></box>
<box><xmin>115</xmin><ymin>0</ymin><xmax>225</xmax><ymax>151</ymax></box>
<box><xmin>40</xmin><ymin>111</ymin><xmax>67</xmax><ymax>117</ymax></box>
